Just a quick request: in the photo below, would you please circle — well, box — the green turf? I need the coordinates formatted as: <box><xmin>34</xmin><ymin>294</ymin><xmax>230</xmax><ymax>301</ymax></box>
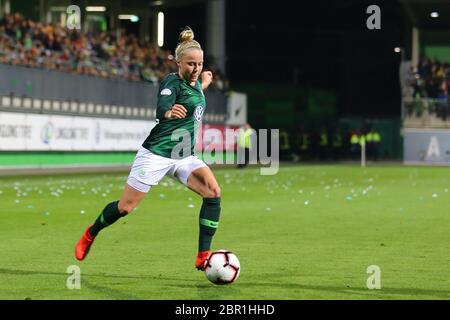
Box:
<box><xmin>1</xmin><ymin>164</ymin><xmax>450</xmax><ymax>300</ymax></box>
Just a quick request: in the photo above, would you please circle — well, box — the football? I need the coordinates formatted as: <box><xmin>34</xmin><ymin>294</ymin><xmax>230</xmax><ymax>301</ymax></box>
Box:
<box><xmin>205</xmin><ymin>249</ymin><xmax>240</xmax><ymax>285</ymax></box>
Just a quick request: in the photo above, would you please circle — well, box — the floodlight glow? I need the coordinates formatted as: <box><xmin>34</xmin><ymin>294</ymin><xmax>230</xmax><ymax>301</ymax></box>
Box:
<box><xmin>118</xmin><ymin>14</ymin><xmax>139</xmax><ymax>22</ymax></box>
<box><xmin>394</xmin><ymin>47</ymin><xmax>401</xmax><ymax>53</ymax></box>
<box><xmin>158</xmin><ymin>12</ymin><xmax>164</xmax><ymax>47</ymax></box>
<box><xmin>86</xmin><ymin>6</ymin><xmax>106</xmax><ymax>12</ymax></box>
<box><xmin>430</xmin><ymin>12</ymin><xmax>439</xmax><ymax>18</ymax></box>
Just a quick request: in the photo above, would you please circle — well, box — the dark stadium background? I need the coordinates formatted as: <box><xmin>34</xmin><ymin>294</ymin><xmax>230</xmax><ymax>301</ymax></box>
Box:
<box><xmin>11</xmin><ymin>0</ymin><xmax>406</xmax><ymax>117</ymax></box>
<box><xmin>165</xmin><ymin>0</ymin><xmax>405</xmax><ymax>118</ymax></box>
<box><xmin>2</xmin><ymin>0</ymin><xmax>450</xmax><ymax>162</ymax></box>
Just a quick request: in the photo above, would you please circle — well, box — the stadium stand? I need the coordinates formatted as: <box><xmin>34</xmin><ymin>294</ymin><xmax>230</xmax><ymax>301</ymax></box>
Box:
<box><xmin>402</xmin><ymin>56</ymin><xmax>450</xmax><ymax>127</ymax></box>
<box><xmin>0</xmin><ymin>12</ymin><xmax>229</xmax><ymax>91</ymax></box>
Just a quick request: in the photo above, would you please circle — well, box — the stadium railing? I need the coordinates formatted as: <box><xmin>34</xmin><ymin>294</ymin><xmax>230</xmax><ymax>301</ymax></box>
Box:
<box><xmin>0</xmin><ymin>64</ymin><xmax>227</xmax><ymax>124</ymax></box>
<box><xmin>402</xmin><ymin>97</ymin><xmax>450</xmax><ymax>128</ymax></box>
<box><xmin>0</xmin><ymin>94</ymin><xmax>227</xmax><ymax>123</ymax></box>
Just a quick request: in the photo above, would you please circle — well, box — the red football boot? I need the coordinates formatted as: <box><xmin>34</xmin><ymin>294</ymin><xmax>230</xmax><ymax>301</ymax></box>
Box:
<box><xmin>196</xmin><ymin>250</ymin><xmax>212</xmax><ymax>270</ymax></box>
<box><xmin>75</xmin><ymin>225</ymin><xmax>96</xmax><ymax>261</ymax></box>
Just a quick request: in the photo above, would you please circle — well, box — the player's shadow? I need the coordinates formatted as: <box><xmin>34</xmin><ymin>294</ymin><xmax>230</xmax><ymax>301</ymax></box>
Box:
<box><xmin>195</xmin><ymin>283</ymin><xmax>241</xmax><ymax>300</ymax></box>
<box><xmin>80</xmin><ymin>279</ymin><xmax>142</xmax><ymax>300</ymax></box>
<box><xmin>239</xmin><ymin>281</ymin><xmax>450</xmax><ymax>299</ymax></box>
<box><xmin>0</xmin><ymin>267</ymin><xmax>140</xmax><ymax>299</ymax></box>
<box><xmin>160</xmin><ymin>281</ymin><xmax>450</xmax><ymax>300</ymax></box>
<box><xmin>4</xmin><ymin>268</ymin><xmax>447</xmax><ymax>299</ymax></box>
<box><xmin>0</xmin><ymin>267</ymin><xmax>198</xmax><ymax>282</ymax></box>
<box><xmin>0</xmin><ymin>267</ymin><xmax>200</xmax><ymax>300</ymax></box>
<box><xmin>0</xmin><ymin>268</ymin><xmax>68</xmax><ymax>277</ymax></box>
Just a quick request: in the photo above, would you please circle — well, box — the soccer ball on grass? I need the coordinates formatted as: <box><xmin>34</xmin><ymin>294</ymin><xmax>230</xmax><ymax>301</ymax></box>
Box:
<box><xmin>204</xmin><ymin>249</ymin><xmax>240</xmax><ymax>285</ymax></box>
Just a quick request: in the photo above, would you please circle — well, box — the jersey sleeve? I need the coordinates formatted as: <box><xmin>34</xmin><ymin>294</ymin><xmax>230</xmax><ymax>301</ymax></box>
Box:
<box><xmin>156</xmin><ymin>77</ymin><xmax>179</xmax><ymax>120</ymax></box>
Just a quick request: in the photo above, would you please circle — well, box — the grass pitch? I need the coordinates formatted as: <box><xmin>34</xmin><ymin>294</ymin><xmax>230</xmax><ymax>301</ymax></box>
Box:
<box><xmin>1</xmin><ymin>164</ymin><xmax>450</xmax><ymax>300</ymax></box>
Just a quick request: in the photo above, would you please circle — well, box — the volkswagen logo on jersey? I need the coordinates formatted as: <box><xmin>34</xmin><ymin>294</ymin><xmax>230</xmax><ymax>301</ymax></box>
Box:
<box><xmin>194</xmin><ymin>105</ymin><xmax>204</xmax><ymax>122</ymax></box>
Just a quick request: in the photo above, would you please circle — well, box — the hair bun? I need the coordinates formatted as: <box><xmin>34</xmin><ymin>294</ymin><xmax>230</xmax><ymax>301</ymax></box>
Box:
<box><xmin>179</xmin><ymin>27</ymin><xmax>194</xmax><ymax>43</ymax></box>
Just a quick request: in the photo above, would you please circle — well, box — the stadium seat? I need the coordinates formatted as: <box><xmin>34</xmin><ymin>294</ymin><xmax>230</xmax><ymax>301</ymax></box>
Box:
<box><xmin>1</xmin><ymin>96</ymin><xmax>11</xmax><ymax>108</ymax></box>
<box><xmin>87</xmin><ymin>103</ymin><xmax>95</xmax><ymax>114</ymax></box>
<box><xmin>70</xmin><ymin>101</ymin><xmax>78</xmax><ymax>113</ymax></box>
<box><xmin>33</xmin><ymin>99</ymin><xmax>42</xmax><ymax>110</ymax></box>
<box><xmin>12</xmin><ymin>97</ymin><xmax>22</xmax><ymax>108</ymax></box>
<box><xmin>43</xmin><ymin>100</ymin><xmax>51</xmax><ymax>111</ymax></box>
<box><xmin>62</xmin><ymin>101</ymin><xmax>69</xmax><ymax>112</ymax></box>
<box><xmin>23</xmin><ymin>98</ymin><xmax>32</xmax><ymax>109</ymax></box>
<box><xmin>52</xmin><ymin>101</ymin><xmax>61</xmax><ymax>112</ymax></box>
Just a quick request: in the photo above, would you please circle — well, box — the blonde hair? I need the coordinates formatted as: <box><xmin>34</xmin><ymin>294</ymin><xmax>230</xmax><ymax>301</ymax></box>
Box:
<box><xmin>175</xmin><ymin>27</ymin><xmax>202</xmax><ymax>61</ymax></box>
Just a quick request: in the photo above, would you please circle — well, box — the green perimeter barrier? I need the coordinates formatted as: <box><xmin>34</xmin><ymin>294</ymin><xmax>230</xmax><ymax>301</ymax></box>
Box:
<box><xmin>0</xmin><ymin>152</ymin><xmax>136</xmax><ymax>167</ymax></box>
<box><xmin>0</xmin><ymin>152</ymin><xmax>237</xmax><ymax>167</ymax></box>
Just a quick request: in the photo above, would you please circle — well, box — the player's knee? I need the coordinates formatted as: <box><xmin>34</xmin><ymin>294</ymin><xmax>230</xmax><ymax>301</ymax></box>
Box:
<box><xmin>214</xmin><ymin>186</ymin><xmax>221</xmax><ymax>198</ymax></box>
<box><xmin>207</xmin><ymin>185</ymin><xmax>221</xmax><ymax>198</ymax></box>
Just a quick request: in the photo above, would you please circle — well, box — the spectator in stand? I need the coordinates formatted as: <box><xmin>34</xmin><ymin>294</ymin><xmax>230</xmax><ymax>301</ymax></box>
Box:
<box><xmin>403</xmin><ymin>55</ymin><xmax>450</xmax><ymax>121</ymax></box>
<box><xmin>0</xmin><ymin>12</ymin><xmax>228</xmax><ymax>91</ymax></box>
<box><xmin>415</xmin><ymin>56</ymin><xmax>450</xmax><ymax>99</ymax></box>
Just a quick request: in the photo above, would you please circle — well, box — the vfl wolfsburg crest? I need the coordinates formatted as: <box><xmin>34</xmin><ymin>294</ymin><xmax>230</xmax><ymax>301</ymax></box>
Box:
<box><xmin>138</xmin><ymin>169</ymin><xmax>146</xmax><ymax>178</ymax></box>
<box><xmin>194</xmin><ymin>105</ymin><xmax>204</xmax><ymax>122</ymax></box>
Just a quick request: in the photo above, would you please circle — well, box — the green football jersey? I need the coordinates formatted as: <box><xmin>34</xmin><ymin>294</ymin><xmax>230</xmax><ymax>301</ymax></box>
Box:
<box><xmin>142</xmin><ymin>73</ymin><xmax>206</xmax><ymax>159</ymax></box>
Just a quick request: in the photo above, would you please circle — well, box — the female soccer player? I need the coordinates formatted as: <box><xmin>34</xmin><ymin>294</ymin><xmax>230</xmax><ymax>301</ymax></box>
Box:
<box><xmin>75</xmin><ymin>27</ymin><xmax>220</xmax><ymax>270</ymax></box>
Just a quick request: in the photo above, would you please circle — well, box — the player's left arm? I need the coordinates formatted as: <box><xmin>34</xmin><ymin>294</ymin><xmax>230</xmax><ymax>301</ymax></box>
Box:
<box><xmin>201</xmin><ymin>70</ymin><xmax>213</xmax><ymax>91</ymax></box>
